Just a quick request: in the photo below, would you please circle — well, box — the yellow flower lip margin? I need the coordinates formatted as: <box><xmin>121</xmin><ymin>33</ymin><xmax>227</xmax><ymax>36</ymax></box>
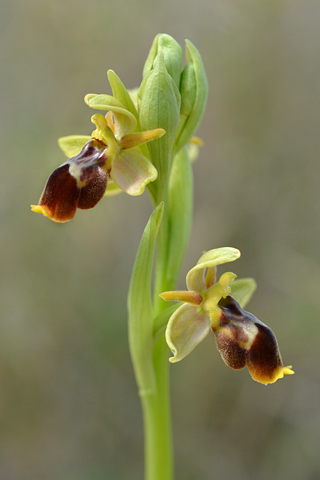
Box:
<box><xmin>31</xmin><ymin>204</ymin><xmax>52</xmax><ymax>219</ymax></box>
<box><xmin>160</xmin><ymin>247</ymin><xmax>294</xmax><ymax>385</ymax></box>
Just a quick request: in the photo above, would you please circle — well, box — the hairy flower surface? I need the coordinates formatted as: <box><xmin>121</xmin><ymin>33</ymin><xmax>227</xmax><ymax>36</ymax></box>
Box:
<box><xmin>31</xmin><ymin>104</ymin><xmax>164</xmax><ymax>222</ymax></box>
<box><xmin>160</xmin><ymin>247</ymin><xmax>294</xmax><ymax>384</ymax></box>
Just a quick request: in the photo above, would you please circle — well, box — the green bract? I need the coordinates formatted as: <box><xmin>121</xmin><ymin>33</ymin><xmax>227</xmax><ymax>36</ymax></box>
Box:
<box><xmin>179</xmin><ymin>62</ymin><xmax>196</xmax><ymax>117</ymax></box>
<box><xmin>174</xmin><ymin>40</ymin><xmax>208</xmax><ymax>153</ymax></box>
<box><xmin>128</xmin><ymin>203</ymin><xmax>164</xmax><ymax>394</ymax></box>
<box><xmin>166</xmin><ymin>146</ymin><xmax>193</xmax><ymax>288</ymax></box>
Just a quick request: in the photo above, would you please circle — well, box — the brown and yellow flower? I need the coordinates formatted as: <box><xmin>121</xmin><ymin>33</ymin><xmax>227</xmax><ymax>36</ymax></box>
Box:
<box><xmin>160</xmin><ymin>247</ymin><xmax>294</xmax><ymax>385</ymax></box>
<box><xmin>31</xmin><ymin>103</ymin><xmax>164</xmax><ymax>222</ymax></box>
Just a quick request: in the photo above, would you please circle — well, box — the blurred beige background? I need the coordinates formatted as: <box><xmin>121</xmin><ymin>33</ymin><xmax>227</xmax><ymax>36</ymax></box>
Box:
<box><xmin>1</xmin><ymin>0</ymin><xmax>320</xmax><ymax>479</ymax></box>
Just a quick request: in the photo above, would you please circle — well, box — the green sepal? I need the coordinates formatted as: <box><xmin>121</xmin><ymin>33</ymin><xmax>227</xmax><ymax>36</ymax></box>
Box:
<box><xmin>58</xmin><ymin>135</ymin><xmax>91</xmax><ymax>158</ymax></box>
<box><xmin>186</xmin><ymin>247</ymin><xmax>240</xmax><ymax>294</ymax></box>
<box><xmin>174</xmin><ymin>40</ymin><xmax>208</xmax><ymax>154</ymax></box>
<box><xmin>143</xmin><ymin>33</ymin><xmax>183</xmax><ymax>88</ymax></box>
<box><xmin>107</xmin><ymin>70</ymin><xmax>139</xmax><ymax>121</ymax></box>
<box><xmin>128</xmin><ymin>202</ymin><xmax>164</xmax><ymax>394</ymax></box>
<box><xmin>85</xmin><ymin>93</ymin><xmax>126</xmax><ymax>110</ymax></box>
<box><xmin>153</xmin><ymin>302</ymin><xmax>183</xmax><ymax>343</ymax></box>
<box><xmin>165</xmin><ymin>303</ymin><xmax>211</xmax><ymax>363</ymax></box>
<box><xmin>85</xmin><ymin>93</ymin><xmax>137</xmax><ymax>136</ymax></box>
<box><xmin>230</xmin><ymin>277</ymin><xmax>257</xmax><ymax>308</ymax></box>
<box><xmin>166</xmin><ymin>146</ymin><xmax>193</xmax><ymax>288</ymax></box>
<box><xmin>107</xmin><ymin>70</ymin><xmax>150</xmax><ymax>160</ymax></box>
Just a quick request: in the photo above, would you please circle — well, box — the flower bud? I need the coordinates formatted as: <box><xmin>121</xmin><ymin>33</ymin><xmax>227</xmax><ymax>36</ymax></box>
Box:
<box><xmin>138</xmin><ymin>52</ymin><xmax>181</xmax><ymax>196</ymax></box>
<box><xmin>214</xmin><ymin>296</ymin><xmax>294</xmax><ymax>384</ymax></box>
<box><xmin>143</xmin><ymin>33</ymin><xmax>183</xmax><ymax>88</ymax></box>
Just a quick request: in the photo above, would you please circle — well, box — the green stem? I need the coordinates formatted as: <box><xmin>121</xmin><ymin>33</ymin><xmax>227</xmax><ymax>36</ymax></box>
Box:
<box><xmin>153</xmin><ymin>205</ymin><xmax>170</xmax><ymax>309</ymax></box>
<box><xmin>143</xmin><ymin>197</ymin><xmax>174</xmax><ymax>480</ymax></box>
<box><xmin>140</xmin><ymin>146</ymin><xmax>194</xmax><ymax>480</ymax></box>
<box><xmin>141</xmin><ymin>335</ymin><xmax>173</xmax><ymax>480</ymax></box>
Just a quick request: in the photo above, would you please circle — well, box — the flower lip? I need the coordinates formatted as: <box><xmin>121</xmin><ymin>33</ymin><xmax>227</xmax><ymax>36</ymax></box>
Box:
<box><xmin>215</xmin><ymin>296</ymin><xmax>294</xmax><ymax>384</ymax></box>
<box><xmin>76</xmin><ymin>164</ymin><xmax>108</xmax><ymax>209</ymax></box>
<box><xmin>31</xmin><ymin>141</ymin><xmax>109</xmax><ymax>223</ymax></box>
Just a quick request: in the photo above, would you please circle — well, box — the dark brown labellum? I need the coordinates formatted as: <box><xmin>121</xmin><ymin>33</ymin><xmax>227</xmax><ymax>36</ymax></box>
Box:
<box><xmin>214</xmin><ymin>296</ymin><xmax>286</xmax><ymax>384</ymax></box>
<box><xmin>37</xmin><ymin>141</ymin><xmax>109</xmax><ymax>222</ymax></box>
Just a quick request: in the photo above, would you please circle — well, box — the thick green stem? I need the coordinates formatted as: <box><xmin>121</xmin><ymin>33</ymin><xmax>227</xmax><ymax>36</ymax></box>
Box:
<box><xmin>140</xmin><ymin>147</ymin><xmax>194</xmax><ymax>480</ymax></box>
<box><xmin>142</xmin><ymin>197</ymin><xmax>174</xmax><ymax>480</ymax></box>
<box><xmin>153</xmin><ymin>205</ymin><xmax>170</xmax><ymax>310</ymax></box>
<box><xmin>141</xmin><ymin>335</ymin><xmax>173</xmax><ymax>480</ymax></box>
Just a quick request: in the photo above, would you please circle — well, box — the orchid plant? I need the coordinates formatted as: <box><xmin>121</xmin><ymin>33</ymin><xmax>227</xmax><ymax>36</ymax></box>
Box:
<box><xmin>31</xmin><ymin>34</ymin><xmax>293</xmax><ymax>480</ymax></box>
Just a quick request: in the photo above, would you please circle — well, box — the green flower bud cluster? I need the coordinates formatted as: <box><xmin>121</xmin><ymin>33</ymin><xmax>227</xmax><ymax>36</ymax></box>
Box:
<box><xmin>138</xmin><ymin>34</ymin><xmax>208</xmax><ymax>201</ymax></box>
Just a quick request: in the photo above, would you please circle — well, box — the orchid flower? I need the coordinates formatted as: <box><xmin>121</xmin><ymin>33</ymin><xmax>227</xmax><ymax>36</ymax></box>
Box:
<box><xmin>160</xmin><ymin>247</ymin><xmax>294</xmax><ymax>384</ymax></box>
<box><xmin>31</xmin><ymin>101</ymin><xmax>164</xmax><ymax>222</ymax></box>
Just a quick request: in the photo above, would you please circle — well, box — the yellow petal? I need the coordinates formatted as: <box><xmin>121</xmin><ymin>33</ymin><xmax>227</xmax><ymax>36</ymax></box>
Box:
<box><xmin>160</xmin><ymin>290</ymin><xmax>202</xmax><ymax>305</ymax></box>
<box><xmin>119</xmin><ymin>128</ymin><xmax>165</xmax><ymax>150</ymax></box>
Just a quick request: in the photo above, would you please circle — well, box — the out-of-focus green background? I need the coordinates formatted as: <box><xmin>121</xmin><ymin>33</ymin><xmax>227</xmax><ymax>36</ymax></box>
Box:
<box><xmin>1</xmin><ymin>1</ymin><xmax>320</xmax><ymax>479</ymax></box>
